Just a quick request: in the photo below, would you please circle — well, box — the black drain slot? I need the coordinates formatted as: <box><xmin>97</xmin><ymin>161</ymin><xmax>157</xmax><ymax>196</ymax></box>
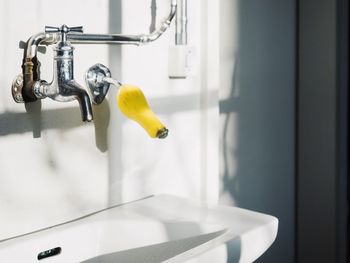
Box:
<box><xmin>37</xmin><ymin>247</ymin><xmax>61</xmax><ymax>260</ymax></box>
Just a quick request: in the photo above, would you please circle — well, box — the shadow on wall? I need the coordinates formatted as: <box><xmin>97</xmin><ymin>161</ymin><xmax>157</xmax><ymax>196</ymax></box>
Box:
<box><xmin>0</xmin><ymin>101</ymin><xmax>110</xmax><ymax>152</ymax></box>
<box><xmin>219</xmin><ymin>0</ymin><xmax>295</xmax><ymax>263</ymax></box>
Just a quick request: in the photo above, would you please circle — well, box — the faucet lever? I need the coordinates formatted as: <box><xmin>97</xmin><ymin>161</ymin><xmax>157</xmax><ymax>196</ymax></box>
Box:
<box><xmin>44</xmin><ymin>26</ymin><xmax>60</xmax><ymax>33</ymax></box>
<box><xmin>45</xmin><ymin>25</ymin><xmax>83</xmax><ymax>34</ymax></box>
<box><xmin>45</xmin><ymin>25</ymin><xmax>83</xmax><ymax>44</ymax></box>
<box><xmin>18</xmin><ymin>40</ymin><xmax>26</xmax><ymax>49</ymax></box>
<box><xmin>67</xmin><ymin>26</ymin><xmax>84</xmax><ymax>33</ymax></box>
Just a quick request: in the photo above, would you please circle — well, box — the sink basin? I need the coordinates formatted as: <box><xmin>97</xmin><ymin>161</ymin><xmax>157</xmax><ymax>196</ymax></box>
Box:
<box><xmin>0</xmin><ymin>195</ymin><xmax>278</xmax><ymax>263</ymax></box>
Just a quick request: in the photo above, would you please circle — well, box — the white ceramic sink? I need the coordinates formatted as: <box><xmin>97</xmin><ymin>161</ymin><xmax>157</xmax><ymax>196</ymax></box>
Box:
<box><xmin>0</xmin><ymin>195</ymin><xmax>278</xmax><ymax>263</ymax></box>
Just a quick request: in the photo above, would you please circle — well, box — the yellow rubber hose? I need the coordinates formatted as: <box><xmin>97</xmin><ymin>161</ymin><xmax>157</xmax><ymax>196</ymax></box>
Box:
<box><xmin>116</xmin><ymin>84</ymin><xmax>168</xmax><ymax>139</ymax></box>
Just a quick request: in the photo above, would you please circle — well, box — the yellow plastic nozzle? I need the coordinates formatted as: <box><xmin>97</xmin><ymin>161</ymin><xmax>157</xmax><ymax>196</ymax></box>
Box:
<box><xmin>116</xmin><ymin>84</ymin><xmax>168</xmax><ymax>139</ymax></box>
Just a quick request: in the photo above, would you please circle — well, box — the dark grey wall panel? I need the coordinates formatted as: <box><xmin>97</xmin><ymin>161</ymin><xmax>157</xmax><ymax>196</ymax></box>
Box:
<box><xmin>297</xmin><ymin>0</ymin><xmax>338</xmax><ymax>262</ymax></box>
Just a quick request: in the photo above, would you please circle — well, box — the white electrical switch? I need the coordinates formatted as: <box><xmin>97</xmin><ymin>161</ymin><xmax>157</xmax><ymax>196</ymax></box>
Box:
<box><xmin>168</xmin><ymin>45</ymin><xmax>196</xmax><ymax>78</ymax></box>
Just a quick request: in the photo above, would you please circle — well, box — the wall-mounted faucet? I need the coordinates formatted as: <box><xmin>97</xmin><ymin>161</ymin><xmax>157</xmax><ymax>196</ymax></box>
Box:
<box><xmin>34</xmin><ymin>25</ymin><xmax>93</xmax><ymax>122</ymax></box>
<box><xmin>11</xmin><ymin>0</ymin><xmax>177</xmax><ymax>122</ymax></box>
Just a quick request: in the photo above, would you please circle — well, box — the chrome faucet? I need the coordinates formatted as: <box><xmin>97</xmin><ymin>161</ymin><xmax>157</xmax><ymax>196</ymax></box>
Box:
<box><xmin>33</xmin><ymin>25</ymin><xmax>93</xmax><ymax>122</ymax></box>
<box><xmin>11</xmin><ymin>1</ymin><xmax>178</xmax><ymax>123</ymax></box>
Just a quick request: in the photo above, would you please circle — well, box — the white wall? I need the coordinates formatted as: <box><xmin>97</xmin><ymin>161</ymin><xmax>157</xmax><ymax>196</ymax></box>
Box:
<box><xmin>0</xmin><ymin>0</ymin><xmax>110</xmax><ymax>239</ymax></box>
<box><xmin>108</xmin><ymin>0</ymin><xmax>219</xmax><ymax>205</ymax></box>
<box><xmin>0</xmin><ymin>0</ymin><xmax>219</xmax><ymax>240</ymax></box>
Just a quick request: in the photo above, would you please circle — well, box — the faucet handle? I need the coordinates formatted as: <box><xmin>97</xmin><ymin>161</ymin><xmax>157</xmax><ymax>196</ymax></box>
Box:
<box><xmin>67</xmin><ymin>26</ymin><xmax>83</xmax><ymax>33</ymax></box>
<box><xmin>45</xmin><ymin>25</ymin><xmax>83</xmax><ymax>44</ymax></box>
<box><xmin>45</xmin><ymin>26</ymin><xmax>60</xmax><ymax>33</ymax></box>
<box><xmin>45</xmin><ymin>25</ymin><xmax>84</xmax><ymax>34</ymax></box>
<box><xmin>19</xmin><ymin>40</ymin><xmax>46</xmax><ymax>54</ymax></box>
<box><xmin>18</xmin><ymin>40</ymin><xmax>27</xmax><ymax>49</ymax></box>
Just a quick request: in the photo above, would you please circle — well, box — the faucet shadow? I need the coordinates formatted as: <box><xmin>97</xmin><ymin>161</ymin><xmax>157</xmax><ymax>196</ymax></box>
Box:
<box><xmin>24</xmin><ymin>101</ymin><xmax>43</xmax><ymax>138</ymax></box>
<box><xmin>92</xmin><ymin>99</ymin><xmax>110</xmax><ymax>152</ymax></box>
<box><xmin>0</xmin><ymin>101</ymin><xmax>110</xmax><ymax>153</ymax></box>
<box><xmin>0</xmin><ymin>105</ymin><xmax>84</xmax><ymax>137</ymax></box>
<box><xmin>149</xmin><ymin>0</ymin><xmax>157</xmax><ymax>33</ymax></box>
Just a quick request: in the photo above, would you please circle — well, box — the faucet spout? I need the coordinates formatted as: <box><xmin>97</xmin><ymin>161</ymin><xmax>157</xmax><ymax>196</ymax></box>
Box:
<box><xmin>34</xmin><ymin>80</ymin><xmax>93</xmax><ymax>122</ymax></box>
<box><xmin>66</xmin><ymin>81</ymin><xmax>93</xmax><ymax>122</ymax></box>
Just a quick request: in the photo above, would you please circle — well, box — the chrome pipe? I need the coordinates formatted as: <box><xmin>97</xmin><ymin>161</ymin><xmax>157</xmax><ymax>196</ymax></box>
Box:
<box><xmin>141</xmin><ymin>0</ymin><xmax>177</xmax><ymax>43</ymax></box>
<box><xmin>23</xmin><ymin>0</ymin><xmax>176</xmax><ymax>59</ymax></box>
<box><xmin>24</xmin><ymin>32</ymin><xmax>57</xmax><ymax>59</ymax></box>
<box><xmin>20</xmin><ymin>32</ymin><xmax>58</xmax><ymax>102</ymax></box>
<box><xmin>67</xmin><ymin>0</ymin><xmax>177</xmax><ymax>45</ymax></box>
<box><xmin>67</xmin><ymin>34</ymin><xmax>142</xmax><ymax>45</ymax></box>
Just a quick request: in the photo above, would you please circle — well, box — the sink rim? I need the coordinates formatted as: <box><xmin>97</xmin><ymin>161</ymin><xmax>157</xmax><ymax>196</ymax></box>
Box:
<box><xmin>0</xmin><ymin>194</ymin><xmax>278</xmax><ymax>263</ymax></box>
<box><xmin>0</xmin><ymin>195</ymin><xmax>155</xmax><ymax>244</ymax></box>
